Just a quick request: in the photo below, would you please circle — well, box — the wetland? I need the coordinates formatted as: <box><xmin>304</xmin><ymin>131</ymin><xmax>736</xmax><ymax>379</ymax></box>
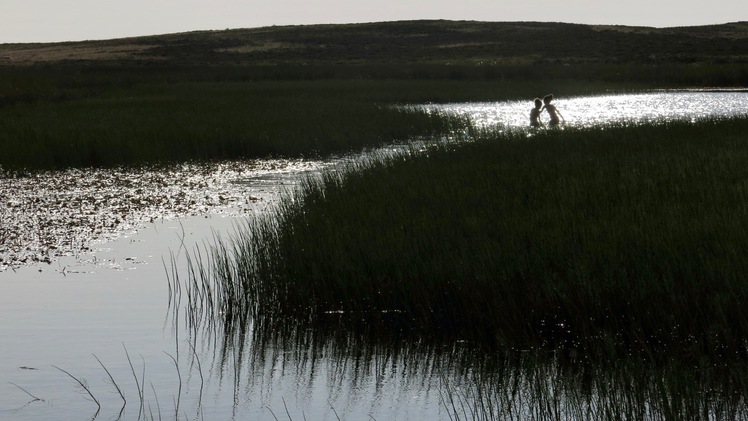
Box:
<box><xmin>3</xmin><ymin>91</ymin><xmax>748</xmax><ymax>420</ymax></box>
<box><xmin>2</xmin><ymin>19</ymin><xmax>748</xmax><ymax>420</ymax></box>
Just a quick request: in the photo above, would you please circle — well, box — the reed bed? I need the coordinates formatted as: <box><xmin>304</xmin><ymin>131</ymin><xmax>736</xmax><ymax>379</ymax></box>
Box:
<box><xmin>180</xmin><ymin>116</ymin><xmax>748</xmax><ymax>363</ymax></box>
<box><xmin>163</xmin><ymin>116</ymin><xmax>748</xmax><ymax>419</ymax></box>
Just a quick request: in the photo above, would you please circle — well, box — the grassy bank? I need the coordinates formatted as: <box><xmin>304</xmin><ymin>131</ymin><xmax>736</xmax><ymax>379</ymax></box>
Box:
<box><xmin>0</xmin><ymin>79</ymin><xmax>478</xmax><ymax>171</ymax></box>
<box><xmin>184</xmin><ymin>116</ymin><xmax>748</xmax><ymax>363</ymax></box>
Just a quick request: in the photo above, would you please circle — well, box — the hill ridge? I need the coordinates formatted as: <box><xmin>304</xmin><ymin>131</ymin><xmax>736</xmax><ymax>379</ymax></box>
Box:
<box><xmin>2</xmin><ymin>20</ymin><xmax>747</xmax><ymax>66</ymax></box>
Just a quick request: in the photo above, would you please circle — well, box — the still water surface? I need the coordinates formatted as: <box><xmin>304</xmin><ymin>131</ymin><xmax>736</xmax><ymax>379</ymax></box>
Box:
<box><xmin>1</xmin><ymin>91</ymin><xmax>747</xmax><ymax>420</ymax></box>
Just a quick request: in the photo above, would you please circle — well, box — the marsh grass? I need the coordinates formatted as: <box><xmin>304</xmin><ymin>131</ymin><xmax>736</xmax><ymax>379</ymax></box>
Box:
<box><xmin>168</xmin><ymin>116</ymin><xmax>748</xmax><ymax>419</ymax></box>
<box><xmin>180</xmin><ymin>116</ymin><xmax>748</xmax><ymax>360</ymax></box>
<box><xmin>0</xmin><ymin>79</ymin><xmax>477</xmax><ymax>171</ymax></box>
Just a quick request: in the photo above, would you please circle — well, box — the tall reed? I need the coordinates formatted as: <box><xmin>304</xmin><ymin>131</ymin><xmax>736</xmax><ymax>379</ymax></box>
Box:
<box><xmin>165</xmin><ymin>116</ymin><xmax>748</xmax><ymax>420</ymax></box>
<box><xmin>184</xmin><ymin>116</ymin><xmax>748</xmax><ymax>363</ymax></box>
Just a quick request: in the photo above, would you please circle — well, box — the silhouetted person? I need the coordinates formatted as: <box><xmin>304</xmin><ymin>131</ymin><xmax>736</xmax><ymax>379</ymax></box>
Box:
<box><xmin>530</xmin><ymin>98</ymin><xmax>543</xmax><ymax>127</ymax></box>
<box><xmin>541</xmin><ymin>94</ymin><xmax>564</xmax><ymax>127</ymax></box>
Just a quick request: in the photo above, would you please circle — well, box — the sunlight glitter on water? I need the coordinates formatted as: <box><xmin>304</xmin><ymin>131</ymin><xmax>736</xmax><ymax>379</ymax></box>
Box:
<box><xmin>430</xmin><ymin>90</ymin><xmax>748</xmax><ymax>129</ymax></box>
<box><xmin>0</xmin><ymin>159</ymin><xmax>324</xmax><ymax>271</ymax></box>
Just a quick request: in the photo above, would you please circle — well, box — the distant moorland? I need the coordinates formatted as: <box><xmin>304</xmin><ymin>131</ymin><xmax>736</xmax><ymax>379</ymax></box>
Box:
<box><xmin>2</xmin><ymin>20</ymin><xmax>748</xmax><ymax>67</ymax></box>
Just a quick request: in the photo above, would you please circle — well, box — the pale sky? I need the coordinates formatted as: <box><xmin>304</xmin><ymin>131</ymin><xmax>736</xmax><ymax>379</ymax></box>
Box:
<box><xmin>3</xmin><ymin>0</ymin><xmax>746</xmax><ymax>44</ymax></box>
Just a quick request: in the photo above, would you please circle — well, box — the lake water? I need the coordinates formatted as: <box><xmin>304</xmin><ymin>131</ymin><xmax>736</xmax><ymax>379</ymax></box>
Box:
<box><xmin>1</xmin><ymin>90</ymin><xmax>747</xmax><ymax>420</ymax></box>
<box><xmin>426</xmin><ymin>89</ymin><xmax>748</xmax><ymax>129</ymax></box>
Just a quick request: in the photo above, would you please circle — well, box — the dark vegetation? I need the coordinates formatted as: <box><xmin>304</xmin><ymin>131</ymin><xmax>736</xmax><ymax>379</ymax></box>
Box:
<box><xmin>0</xmin><ymin>80</ymin><xmax>472</xmax><ymax>170</ymax></box>
<box><xmin>2</xmin><ymin>20</ymin><xmax>747</xmax><ymax>170</ymax></box>
<box><xmin>176</xmin><ymin>117</ymin><xmax>748</xmax><ymax>419</ymax></box>
<box><xmin>5</xmin><ymin>20</ymin><xmax>748</xmax><ymax>418</ymax></box>
<box><xmin>185</xmin><ymin>117</ymin><xmax>748</xmax><ymax>362</ymax></box>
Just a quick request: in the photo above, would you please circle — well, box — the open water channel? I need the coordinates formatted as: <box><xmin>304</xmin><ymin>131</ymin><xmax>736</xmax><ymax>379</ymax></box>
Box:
<box><xmin>1</xmin><ymin>90</ymin><xmax>747</xmax><ymax>420</ymax></box>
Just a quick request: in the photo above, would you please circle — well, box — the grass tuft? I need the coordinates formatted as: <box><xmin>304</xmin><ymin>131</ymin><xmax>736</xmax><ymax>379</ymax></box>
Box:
<box><xmin>183</xmin><ymin>116</ymin><xmax>748</xmax><ymax>364</ymax></box>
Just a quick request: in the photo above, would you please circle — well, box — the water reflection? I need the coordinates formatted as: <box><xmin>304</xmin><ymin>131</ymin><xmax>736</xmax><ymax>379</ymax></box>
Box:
<box><xmin>170</xmin><ymin>282</ymin><xmax>748</xmax><ymax>420</ymax></box>
<box><xmin>0</xmin><ymin>159</ymin><xmax>324</xmax><ymax>271</ymax></box>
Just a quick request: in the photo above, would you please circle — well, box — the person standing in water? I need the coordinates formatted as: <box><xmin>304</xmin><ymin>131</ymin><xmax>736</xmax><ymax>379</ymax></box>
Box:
<box><xmin>541</xmin><ymin>94</ymin><xmax>564</xmax><ymax>127</ymax></box>
<box><xmin>529</xmin><ymin>98</ymin><xmax>543</xmax><ymax>127</ymax></box>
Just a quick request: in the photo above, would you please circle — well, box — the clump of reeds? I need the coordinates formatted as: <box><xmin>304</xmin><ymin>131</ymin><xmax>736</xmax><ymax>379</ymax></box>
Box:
<box><xmin>183</xmin><ymin>115</ymin><xmax>748</xmax><ymax>364</ymax></box>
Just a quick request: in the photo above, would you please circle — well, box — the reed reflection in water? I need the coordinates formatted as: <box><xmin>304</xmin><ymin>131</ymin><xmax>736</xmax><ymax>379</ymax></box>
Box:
<box><xmin>171</xmin><ymin>262</ymin><xmax>748</xmax><ymax>420</ymax></box>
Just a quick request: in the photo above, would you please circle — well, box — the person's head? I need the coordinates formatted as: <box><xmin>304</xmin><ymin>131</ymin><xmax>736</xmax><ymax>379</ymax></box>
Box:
<box><xmin>534</xmin><ymin>98</ymin><xmax>542</xmax><ymax>108</ymax></box>
<box><xmin>543</xmin><ymin>94</ymin><xmax>554</xmax><ymax>104</ymax></box>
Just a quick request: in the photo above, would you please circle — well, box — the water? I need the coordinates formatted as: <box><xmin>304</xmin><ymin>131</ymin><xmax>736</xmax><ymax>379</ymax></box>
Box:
<box><xmin>1</xmin><ymin>91</ymin><xmax>747</xmax><ymax>420</ymax></box>
<box><xmin>427</xmin><ymin>90</ymin><xmax>748</xmax><ymax>129</ymax></box>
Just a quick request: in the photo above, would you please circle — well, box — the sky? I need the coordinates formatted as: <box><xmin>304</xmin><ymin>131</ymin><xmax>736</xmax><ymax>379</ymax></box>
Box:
<box><xmin>3</xmin><ymin>0</ymin><xmax>746</xmax><ymax>44</ymax></box>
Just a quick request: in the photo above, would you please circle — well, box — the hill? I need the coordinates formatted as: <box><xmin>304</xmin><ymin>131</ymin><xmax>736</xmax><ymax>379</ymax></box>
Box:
<box><xmin>2</xmin><ymin>20</ymin><xmax>748</xmax><ymax>66</ymax></box>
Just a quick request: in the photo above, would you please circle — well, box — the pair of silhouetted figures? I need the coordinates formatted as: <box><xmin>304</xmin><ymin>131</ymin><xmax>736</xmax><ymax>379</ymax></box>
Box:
<box><xmin>530</xmin><ymin>94</ymin><xmax>564</xmax><ymax>127</ymax></box>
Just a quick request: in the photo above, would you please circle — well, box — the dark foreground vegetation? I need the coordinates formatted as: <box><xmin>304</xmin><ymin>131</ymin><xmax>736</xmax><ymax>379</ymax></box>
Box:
<box><xmin>174</xmin><ymin>117</ymin><xmax>748</xmax><ymax>419</ymax></box>
<box><xmin>185</xmin><ymin>117</ymin><xmax>748</xmax><ymax>360</ymax></box>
